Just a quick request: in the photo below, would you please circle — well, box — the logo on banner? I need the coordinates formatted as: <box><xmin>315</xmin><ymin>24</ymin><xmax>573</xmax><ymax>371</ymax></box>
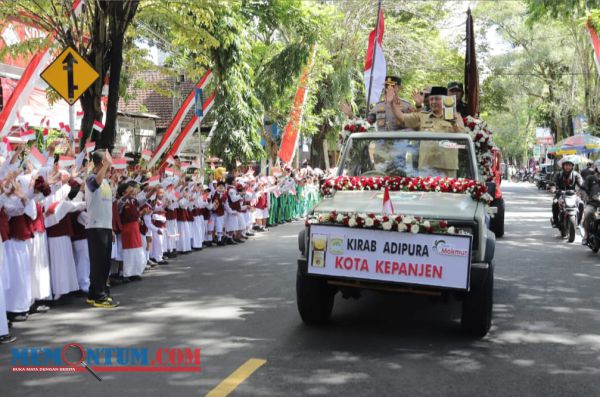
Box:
<box><xmin>433</xmin><ymin>240</ymin><xmax>468</xmax><ymax>257</ymax></box>
<box><xmin>328</xmin><ymin>236</ymin><xmax>345</xmax><ymax>255</ymax></box>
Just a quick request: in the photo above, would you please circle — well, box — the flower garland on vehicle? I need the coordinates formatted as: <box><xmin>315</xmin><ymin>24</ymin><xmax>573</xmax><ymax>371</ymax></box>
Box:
<box><xmin>464</xmin><ymin>116</ymin><xmax>497</xmax><ymax>182</ymax></box>
<box><xmin>340</xmin><ymin>118</ymin><xmax>374</xmax><ymax>146</ymax></box>
<box><xmin>320</xmin><ymin>176</ymin><xmax>492</xmax><ymax>204</ymax></box>
<box><xmin>306</xmin><ymin>211</ymin><xmax>467</xmax><ymax>235</ymax></box>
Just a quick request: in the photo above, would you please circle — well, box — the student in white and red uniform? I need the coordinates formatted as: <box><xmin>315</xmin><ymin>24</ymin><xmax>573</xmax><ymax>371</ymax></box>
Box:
<box><xmin>164</xmin><ymin>182</ymin><xmax>179</xmax><ymax>257</ymax></box>
<box><xmin>212</xmin><ymin>181</ymin><xmax>227</xmax><ymax>246</ymax></box>
<box><xmin>254</xmin><ymin>182</ymin><xmax>270</xmax><ymax>231</ymax></box>
<box><xmin>150</xmin><ymin>188</ymin><xmax>168</xmax><ymax>263</ymax></box>
<box><xmin>191</xmin><ymin>187</ymin><xmax>204</xmax><ymax>250</ymax></box>
<box><xmin>0</xmin><ymin>191</ymin><xmax>15</xmax><ymax>343</ymax></box>
<box><xmin>118</xmin><ymin>181</ymin><xmax>146</xmax><ymax>280</ymax></box>
<box><xmin>45</xmin><ymin>172</ymin><xmax>81</xmax><ymax>300</ymax></box>
<box><xmin>3</xmin><ymin>180</ymin><xmax>35</xmax><ymax>322</ymax></box>
<box><xmin>224</xmin><ymin>176</ymin><xmax>243</xmax><ymax>244</ymax></box>
<box><xmin>30</xmin><ymin>177</ymin><xmax>52</xmax><ymax>306</ymax></box>
<box><xmin>176</xmin><ymin>189</ymin><xmax>192</xmax><ymax>253</ymax></box>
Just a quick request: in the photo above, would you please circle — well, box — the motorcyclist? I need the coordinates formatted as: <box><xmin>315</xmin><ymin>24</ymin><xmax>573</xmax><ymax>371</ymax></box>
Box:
<box><xmin>551</xmin><ymin>159</ymin><xmax>584</xmax><ymax>228</ymax></box>
<box><xmin>581</xmin><ymin>160</ymin><xmax>600</xmax><ymax>245</ymax></box>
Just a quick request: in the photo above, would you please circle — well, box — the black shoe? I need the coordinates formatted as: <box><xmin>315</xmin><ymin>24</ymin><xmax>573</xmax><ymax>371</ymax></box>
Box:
<box><xmin>234</xmin><ymin>238</ymin><xmax>245</xmax><ymax>243</ymax></box>
<box><xmin>253</xmin><ymin>225</ymin><xmax>261</xmax><ymax>231</ymax></box>
<box><xmin>29</xmin><ymin>304</ymin><xmax>50</xmax><ymax>314</ymax></box>
<box><xmin>72</xmin><ymin>290</ymin><xmax>87</xmax><ymax>298</ymax></box>
<box><xmin>109</xmin><ymin>275</ymin><xmax>124</xmax><ymax>285</ymax></box>
<box><xmin>159</xmin><ymin>260</ymin><xmax>168</xmax><ymax>265</ymax></box>
<box><xmin>128</xmin><ymin>276</ymin><xmax>143</xmax><ymax>282</ymax></box>
<box><xmin>217</xmin><ymin>240</ymin><xmax>226</xmax><ymax>246</ymax></box>
<box><xmin>149</xmin><ymin>258</ymin><xmax>159</xmax><ymax>264</ymax></box>
<box><xmin>245</xmin><ymin>232</ymin><xmax>255</xmax><ymax>237</ymax></box>
<box><xmin>0</xmin><ymin>334</ymin><xmax>17</xmax><ymax>344</ymax></box>
<box><xmin>226</xmin><ymin>238</ymin><xmax>237</xmax><ymax>245</ymax></box>
<box><xmin>9</xmin><ymin>313</ymin><xmax>28</xmax><ymax>322</ymax></box>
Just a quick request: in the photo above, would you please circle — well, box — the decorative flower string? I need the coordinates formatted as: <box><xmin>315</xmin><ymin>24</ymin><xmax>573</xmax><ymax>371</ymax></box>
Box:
<box><xmin>306</xmin><ymin>211</ymin><xmax>467</xmax><ymax>235</ymax></box>
<box><xmin>464</xmin><ymin>116</ymin><xmax>497</xmax><ymax>183</ymax></box>
<box><xmin>320</xmin><ymin>176</ymin><xmax>492</xmax><ymax>204</ymax></box>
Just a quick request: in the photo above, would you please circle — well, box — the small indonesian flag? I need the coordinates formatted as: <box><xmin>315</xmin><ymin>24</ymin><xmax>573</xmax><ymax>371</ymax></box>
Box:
<box><xmin>382</xmin><ymin>186</ymin><xmax>394</xmax><ymax>215</ymax></box>
<box><xmin>85</xmin><ymin>142</ymin><xmax>96</xmax><ymax>153</ymax></box>
<box><xmin>20</xmin><ymin>129</ymin><xmax>36</xmax><ymax>141</ymax></box>
<box><xmin>58</xmin><ymin>155</ymin><xmax>75</xmax><ymax>168</ymax></box>
<box><xmin>141</xmin><ymin>149</ymin><xmax>152</xmax><ymax>161</ymax></box>
<box><xmin>180</xmin><ymin>162</ymin><xmax>190</xmax><ymax>171</ymax></box>
<box><xmin>164</xmin><ymin>167</ymin><xmax>174</xmax><ymax>176</ymax></box>
<box><xmin>6</xmin><ymin>135</ymin><xmax>26</xmax><ymax>144</ymax></box>
<box><xmin>166</xmin><ymin>155</ymin><xmax>175</xmax><ymax>165</ymax></box>
<box><xmin>59</xmin><ymin>122</ymin><xmax>67</xmax><ymax>134</ymax></box>
<box><xmin>76</xmin><ymin>110</ymin><xmax>84</xmax><ymax>119</ymax></box>
<box><xmin>42</xmin><ymin>128</ymin><xmax>49</xmax><ymax>140</ymax></box>
<box><xmin>112</xmin><ymin>158</ymin><xmax>128</xmax><ymax>170</ymax></box>
<box><xmin>77</xmin><ymin>130</ymin><xmax>83</xmax><ymax>139</ymax></box>
<box><xmin>93</xmin><ymin>120</ymin><xmax>104</xmax><ymax>133</ymax></box>
<box><xmin>147</xmin><ymin>175</ymin><xmax>160</xmax><ymax>187</ymax></box>
<box><xmin>28</xmin><ymin>146</ymin><xmax>47</xmax><ymax>169</ymax></box>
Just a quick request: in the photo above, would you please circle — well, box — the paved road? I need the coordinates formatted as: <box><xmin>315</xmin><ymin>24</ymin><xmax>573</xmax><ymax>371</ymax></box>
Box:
<box><xmin>2</xmin><ymin>181</ymin><xmax>600</xmax><ymax>396</ymax></box>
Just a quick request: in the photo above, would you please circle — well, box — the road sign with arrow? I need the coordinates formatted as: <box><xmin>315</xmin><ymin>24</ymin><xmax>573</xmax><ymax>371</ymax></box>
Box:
<box><xmin>41</xmin><ymin>47</ymin><xmax>100</xmax><ymax>105</ymax></box>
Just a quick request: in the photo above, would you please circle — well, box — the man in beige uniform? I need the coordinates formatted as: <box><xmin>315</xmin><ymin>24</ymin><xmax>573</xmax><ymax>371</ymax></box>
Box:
<box><xmin>369</xmin><ymin>76</ymin><xmax>414</xmax><ymax>131</ymax></box>
<box><xmin>390</xmin><ymin>86</ymin><xmax>466</xmax><ymax>177</ymax></box>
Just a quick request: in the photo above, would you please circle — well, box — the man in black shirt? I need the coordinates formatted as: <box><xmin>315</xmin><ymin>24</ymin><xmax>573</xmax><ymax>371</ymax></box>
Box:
<box><xmin>581</xmin><ymin>160</ymin><xmax>600</xmax><ymax>245</ymax></box>
<box><xmin>552</xmin><ymin>159</ymin><xmax>584</xmax><ymax>227</ymax></box>
<box><xmin>581</xmin><ymin>161</ymin><xmax>595</xmax><ymax>179</ymax></box>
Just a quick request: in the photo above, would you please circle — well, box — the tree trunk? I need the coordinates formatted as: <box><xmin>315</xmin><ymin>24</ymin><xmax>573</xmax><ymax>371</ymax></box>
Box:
<box><xmin>309</xmin><ymin>125</ymin><xmax>328</xmax><ymax>169</ymax></box>
<box><xmin>98</xmin><ymin>35</ymin><xmax>123</xmax><ymax>150</ymax></box>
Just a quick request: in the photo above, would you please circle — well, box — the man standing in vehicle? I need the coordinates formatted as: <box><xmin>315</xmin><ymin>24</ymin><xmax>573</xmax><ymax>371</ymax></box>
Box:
<box><xmin>552</xmin><ymin>159</ymin><xmax>584</xmax><ymax>228</ymax></box>
<box><xmin>581</xmin><ymin>160</ymin><xmax>600</xmax><ymax>245</ymax></box>
<box><xmin>369</xmin><ymin>76</ymin><xmax>413</xmax><ymax>131</ymax></box>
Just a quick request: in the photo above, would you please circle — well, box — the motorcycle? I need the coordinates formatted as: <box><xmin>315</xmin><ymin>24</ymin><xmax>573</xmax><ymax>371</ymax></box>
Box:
<box><xmin>552</xmin><ymin>190</ymin><xmax>579</xmax><ymax>243</ymax></box>
<box><xmin>535</xmin><ymin>173</ymin><xmax>547</xmax><ymax>190</ymax></box>
<box><xmin>585</xmin><ymin>204</ymin><xmax>600</xmax><ymax>253</ymax></box>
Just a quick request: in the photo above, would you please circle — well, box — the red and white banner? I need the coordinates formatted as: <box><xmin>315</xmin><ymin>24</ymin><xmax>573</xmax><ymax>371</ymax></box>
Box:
<box><xmin>278</xmin><ymin>45</ymin><xmax>317</xmax><ymax>164</ymax></box>
<box><xmin>587</xmin><ymin>20</ymin><xmax>600</xmax><ymax>77</ymax></box>
<box><xmin>149</xmin><ymin>70</ymin><xmax>213</xmax><ymax>167</ymax></box>
<box><xmin>364</xmin><ymin>7</ymin><xmax>386</xmax><ymax>106</ymax></box>
<box><xmin>0</xmin><ymin>0</ymin><xmax>84</xmax><ymax>137</ymax></box>
<box><xmin>307</xmin><ymin>225</ymin><xmax>472</xmax><ymax>290</ymax></box>
<box><xmin>163</xmin><ymin>92</ymin><xmax>216</xmax><ymax>162</ymax></box>
<box><xmin>28</xmin><ymin>146</ymin><xmax>46</xmax><ymax>169</ymax></box>
<box><xmin>147</xmin><ymin>175</ymin><xmax>160</xmax><ymax>187</ymax></box>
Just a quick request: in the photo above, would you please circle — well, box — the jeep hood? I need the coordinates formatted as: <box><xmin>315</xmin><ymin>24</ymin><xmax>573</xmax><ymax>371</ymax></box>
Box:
<box><xmin>313</xmin><ymin>191</ymin><xmax>478</xmax><ymax>221</ymax></box>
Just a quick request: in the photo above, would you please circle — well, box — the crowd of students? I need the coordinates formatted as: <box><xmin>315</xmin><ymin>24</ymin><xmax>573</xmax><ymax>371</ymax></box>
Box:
<box><xmin>0</xmin><ymin>140</ymin><xmax>321</xmax><ymax>344</ymax></box>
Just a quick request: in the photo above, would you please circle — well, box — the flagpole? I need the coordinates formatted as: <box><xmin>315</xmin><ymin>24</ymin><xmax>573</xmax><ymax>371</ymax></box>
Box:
<box><xmin>365</xmin><ymin>0</ymin><xmax>383</xmax><ymax>119</ymax></box>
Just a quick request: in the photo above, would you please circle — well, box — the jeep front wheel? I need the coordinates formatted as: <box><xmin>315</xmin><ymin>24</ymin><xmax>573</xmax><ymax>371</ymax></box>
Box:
<box><xmin>461</xmin><ymin>263</ymin><xmax>493</xmax><ymax>337</ymax></box>
<box><xmin>296</xmin><ymin>271</ymin><xmax>336</xmax><ymax>325</ymax></box>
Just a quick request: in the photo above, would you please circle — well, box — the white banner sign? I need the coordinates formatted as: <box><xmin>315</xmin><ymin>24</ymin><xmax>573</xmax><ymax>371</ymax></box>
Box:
<box><xmin>307</xmin><ymin>225</ymin><xmax>472</xmax><ymax>290</ymax></box>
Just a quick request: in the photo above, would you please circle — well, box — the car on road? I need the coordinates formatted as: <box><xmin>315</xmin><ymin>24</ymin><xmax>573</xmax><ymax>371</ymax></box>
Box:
<box><xmin>297</xmin><ymin>131</ymin><xmax>497</xmax><ymax>337</ymax></box>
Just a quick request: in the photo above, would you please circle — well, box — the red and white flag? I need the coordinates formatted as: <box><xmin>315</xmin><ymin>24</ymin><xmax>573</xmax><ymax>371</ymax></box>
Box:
<box><xmin>164</xmin><ymin>167</ymin><xmax>174</xmax><ymax>176</ymax></box>
<box><xmin>76</xmin><ymin>110</ymin><xmax>84</xmax><ymax>119</ymax></box>
<box><xmin>180</xmin><ymin>162</ymin><xmax>190</xmax><ymax>171</ymax></box>
<box><xmin>28</xmin><ymin>146</ymin><xmax>47</xmax><ymax>169</ymax></box>
<box><xmin>112</xmin><ymin>158</ymin><xmax>128</xmax><ymax>170</ymax></box>
<box><xmin>141</xmin><ymin>149</ymin><xmax>152</xmax><ymax>161</ymax></box>
<box><xmin>20</xmin><ymin>129</ymin><xmax>36</xmax><ymax>141</ymax></box>
<box><xmin>587</xmin><ymin>20</ymin><xmax>600</xmax><ymax>77</ymax></box>
<box><xmin>166</xmin><ymin>154</ymin><xmax>175</xmax><ymax>165</ymax></box>
<box><xmin>93</xmin><ymin>120</ymin><xmax>104</xmax><ymax>133</ymax></box>
<box><xmin>85</xmin><ymin>142</ymin><xmax>96</xmax><ymax>153</ymax></box>
<box><xmin>364</xmin><ymin>7</ymin><xmax>386</xmax><ymax>106</ymax></box>
<box><xmin>58</xmin><ymin>155</ymin><xmax>75</xmax><ymax>168</ymax></box>
<box><xmin>147</xmin><ymin>175</ymin><xmax>160</xmax><ymax>187</ymax></box>
<box><xmin>382</xmin><ymin>186</ymin><xmax>394</xmax><ymax>215</ymax></box>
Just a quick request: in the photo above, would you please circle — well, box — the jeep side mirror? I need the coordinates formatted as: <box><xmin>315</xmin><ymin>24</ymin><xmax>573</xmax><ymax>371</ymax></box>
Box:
<box><xmin>486</xmin><ymin>182</ymin><xmax>496</xmax><ymax>198</ymax></box>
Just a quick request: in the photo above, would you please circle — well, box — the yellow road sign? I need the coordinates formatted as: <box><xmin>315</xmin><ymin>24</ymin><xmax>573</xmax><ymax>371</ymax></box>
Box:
<box><xmin>40</xmin><ymin>46</ymin><xmax>100</xmax><ymax>105</ymax></box>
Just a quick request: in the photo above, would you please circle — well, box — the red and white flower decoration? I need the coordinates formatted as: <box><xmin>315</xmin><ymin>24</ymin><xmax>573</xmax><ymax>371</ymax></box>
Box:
<box><xmin>464</xmin><ymin>116</ymin><xmax>497</xmax><ymax>182</ymax></box>
<box><xmin>320</xmin><ymin>176</ymin><xmax>493</xmax><ymax>204</ymax></box>
<box><xmin>306</xmin><ymin>211</ymin><xmax>467</xmax><ymax>235</ymax></box>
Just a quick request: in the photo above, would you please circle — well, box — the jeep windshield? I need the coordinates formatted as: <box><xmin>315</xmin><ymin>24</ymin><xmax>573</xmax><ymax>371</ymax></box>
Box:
<box><xmin>340</xmin><ymin>136</ymin><xmax>476</xmax><ymax>179</ymax></box>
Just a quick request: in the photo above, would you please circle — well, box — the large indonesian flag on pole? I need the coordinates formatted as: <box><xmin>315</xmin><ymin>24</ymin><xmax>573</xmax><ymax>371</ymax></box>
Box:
<box><xmin>364</xmin><ymin>4</ymin><xmax>386</xmax><ymax>107</ymax></box>
<box><xmin>277</xmin><ymin>44</ymin><xmax>317</xmax><ymax>164</ymax></box>
<box><xmin>587</xmin><ymin>19</ymin><xmax>600</xmax><ymax>76</ymax></box>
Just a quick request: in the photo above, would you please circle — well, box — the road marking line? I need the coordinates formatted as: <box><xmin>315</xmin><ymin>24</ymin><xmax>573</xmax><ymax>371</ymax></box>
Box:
<box><xmin>205</xmin><ymin>358</ymin><xmax>267</xmax><ymax>397</ymax></box>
